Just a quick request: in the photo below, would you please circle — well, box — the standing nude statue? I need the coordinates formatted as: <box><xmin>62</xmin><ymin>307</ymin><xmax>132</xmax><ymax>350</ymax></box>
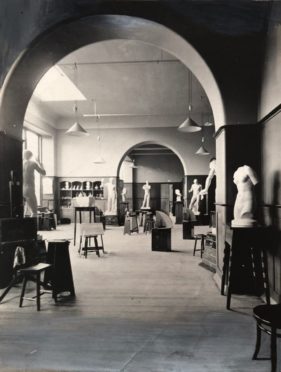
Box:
<box><xmin>189</xmin><ymin>179</ymin><xmax>202</xmax><ymax>214</ymax></box>
<box><xmin>141</xmin><ymin>180</ymin><xmax>151</xmax><ymax>209</ymax></box>
<box><xmin>23</xmin><ymin>150</ymin><xmax>46</xmax><ymax>216</ymax></box>
<box><xmin>105</xmin><ymin>178</ymin><xmax>117</xmax><ymax>214</ymax></box>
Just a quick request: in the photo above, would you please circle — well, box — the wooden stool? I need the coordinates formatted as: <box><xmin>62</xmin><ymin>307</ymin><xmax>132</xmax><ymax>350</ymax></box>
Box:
<box><xmin>78</xmin><ymin>223</ymin><xmax>105</xmax><ymax>258</ymax></box>
<box><xmin>144</xmin><ymin>213</ymin><xmax>154</xmax><ymax>234</ymax></box>
<box><xmin>18</xmin><ymin>263</ymin><xmax>52</xmax><ymax>311</ymax></box>
<box><xmin>253</xmin><ymin>303</ymin><xmax>281</xmax><ymax>372</ymax></box>
<box><xmin>222</xmin><ymin>225</ymin><xmax>270</xmax><ymax>310</ymax></box>
<box><xmin>193</xmin><ymin>234</ymin><xmax>206</xmax><ymax>258</ymax></box>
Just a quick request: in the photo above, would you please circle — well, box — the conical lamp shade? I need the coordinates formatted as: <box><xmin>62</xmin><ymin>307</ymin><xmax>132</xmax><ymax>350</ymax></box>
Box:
<box><xmin>178</xmin><ymin>117</ymin><xmax>202</xmax><ymax>133</ymax></box>
<box><xmin>195</xmin><ymin>144</ymin><xmax>210</xmax><ymax>155</ymax></box>
<box><xmin>65</xmin><ymin>122</ymin><xmax>89</xmax><ymax>136</ymax></box>
<box><xmin>93</xmin><ymin>155</ymin><xmax>106</xmax><ymax>164</ymax></box>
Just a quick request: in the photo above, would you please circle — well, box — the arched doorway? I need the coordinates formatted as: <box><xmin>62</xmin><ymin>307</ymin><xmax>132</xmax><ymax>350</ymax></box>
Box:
<box><xmin>117</xmin><ymin>142</ymin><xmax>185</xmax><ymax>220</ymax></box>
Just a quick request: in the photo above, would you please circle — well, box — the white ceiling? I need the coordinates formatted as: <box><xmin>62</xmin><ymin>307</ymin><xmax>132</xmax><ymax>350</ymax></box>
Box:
<box><xmin>28</xmin><ymin>40</ymin><xmax>213</xmax><ymax>130</ymax></box>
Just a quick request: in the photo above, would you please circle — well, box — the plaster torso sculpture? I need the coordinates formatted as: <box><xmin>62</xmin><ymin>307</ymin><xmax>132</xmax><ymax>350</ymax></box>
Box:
<box><xmin>23</xmin><ymin>150</ymin><xmax>46</xmax><ymax>216</ymax></box>
<box><xmin>231</xmin><ymin>165</ymin><xmax>259</xmax><ymax>227</ymax></box>
<box><xmin>189</xmin><ymin>179</ymin><xmax>202</xmax><ymax>214</ymax></box>
<box><xmin>175</xmin><ymin>189</ymin><xmax>182</xmax><ymax>202</ymax></box>
<box><xmin>105</xmin><ymin>178</ymin><xmax>117</xmax><ymax>215</ymax></box>
<box><xmin>141</xmin><ymin>180</ymin><xmax>151</xmax><ymax>209</ymax></box>
<box><xmin>200</xmin><ymin>158</ymin><xmax>216</xmax><ymax>196</ymax></box>
<box><xmin>121</xmin><ymin>187</ymin><xmax>127</xmax><ymax>202</ymax></box>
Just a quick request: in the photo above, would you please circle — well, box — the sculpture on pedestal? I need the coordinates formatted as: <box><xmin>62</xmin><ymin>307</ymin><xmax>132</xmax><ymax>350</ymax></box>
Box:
<box><xmin>200</xmin><ymin>158</ymin><xmax>216</xmax><ymax>196</ymax></box>
<box><xmin>175</xmin><ymin>189</ymin><xmax>182</xmax><ymax>202</ymax></box>
<box><xmin>23</xmin><ymin>150</ymin><xmax>46</xmax><ymax>216</ymax></box>
<box><xmin>141</xmin><ymin>180</ymin><xmax>151</xmax><ymax>209</ymax></box>
<box><xmin>189</xmin><ymin>179</ymin><xmax>202</xmax><ymax>214</ymax></box>
<box><xmin>105</xmin><ymin>178</ymin><xmax>117</xmax><ymax>215</ymax></box>
<box><xmin>231</xmin><ymin>165</ymin><xmax>259</xmax><ymax>227</ymax></box>
<box><xmin>121</xmin><ymin>187</ymin><xmax>127</xmax><ymax>202</ymax></box>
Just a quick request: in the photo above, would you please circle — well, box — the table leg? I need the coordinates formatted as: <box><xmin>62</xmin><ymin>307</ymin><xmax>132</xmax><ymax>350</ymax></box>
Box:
<box><xmin>74</xmin><ymin>209</ymin><xmax>77</xmax><ymax>245</ymax></box>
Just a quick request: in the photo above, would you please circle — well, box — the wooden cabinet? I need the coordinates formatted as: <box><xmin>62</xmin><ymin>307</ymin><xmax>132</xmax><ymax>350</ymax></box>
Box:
<box><xmin>0</xmin><ymin>132</ymin><xmax>23</xmax><ymax>218</ymax></box>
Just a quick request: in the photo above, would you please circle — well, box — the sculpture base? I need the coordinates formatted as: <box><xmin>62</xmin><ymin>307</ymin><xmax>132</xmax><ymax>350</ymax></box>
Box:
<box><xmin>105</xmin><ymin>211</ymin><xmax>117</xmax><ymax>216</ymax></box>
<box><xmin>231</xmin><ymin>219</ymin><xmax>258</xmax><ymax>228</ymax></box>
<box><xmin>105</xmin><ymin>215</ymin><xmax>118</xmax><ymax>226</ymax></box>
<box><xmin>141</xmin><ymin>207</ymin><xmax>151</xmax><ymax>210</ymax></box>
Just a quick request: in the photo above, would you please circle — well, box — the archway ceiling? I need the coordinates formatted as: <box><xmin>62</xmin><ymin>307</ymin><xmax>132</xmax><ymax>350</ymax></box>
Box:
<box><xmin>27</xmin><ymin>40</ymin><xmax>213</xmax><ymax>130</ymax></box>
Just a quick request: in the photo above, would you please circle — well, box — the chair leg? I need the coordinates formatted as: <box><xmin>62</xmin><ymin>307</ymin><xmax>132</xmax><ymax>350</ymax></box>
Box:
<box><xmin>200</xmin><ymin>236</ymin><xmax>205</xmax><ymax>258</ymax></box>
<box><xmin>19</xmin><ymin>276</ymin><xmax>28</xmax><ymax>308</ymax></box>
<box><xmin>252</xmin><ymin>323</ymin><xmax>261</xmax><ymax>359</ymax></box>
<box><xmin>271</xmin><ymin>327</ymin><xmax>277</xmax><ymax>372</ymax></box>
<box><xmin>84</xmin><ymin>237</ymin><xmax>88</xmax><ymax>259</ymax></box>
<box><xmin>36</xmin><ymin>272</ymin><xmax>41</xmax><ymax>311</ymax></box>
<box><xmin>193</xmin><ymin>238</ymin><xmax>198</xmax><ymax>256</ymax></box>
<box><xmin>78</xmin><ymin>235</ymin><xmax>82</xmax><ymax>255</ymax></box>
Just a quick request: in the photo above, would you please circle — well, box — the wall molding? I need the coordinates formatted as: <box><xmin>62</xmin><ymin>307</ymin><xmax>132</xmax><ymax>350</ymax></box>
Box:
<box><xmin>259</xmin><ymin>103</ymin><xmax>281</xmax><ymax>126</ymax></box>
<box><xmin>214</xmin><ymin>123</ymin><xmax>259</xmax><ymax>139</ymax></box>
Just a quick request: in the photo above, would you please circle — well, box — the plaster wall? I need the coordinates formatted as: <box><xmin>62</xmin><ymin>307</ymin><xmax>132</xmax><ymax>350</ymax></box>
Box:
<box><xmin>259</xmin><ymin>5</ymin><xmax>281</xmax><ymax>120</ymax></box>
<box><xmin>134</xmin><ymin>155</ymin><xmax>184</xmax><ymax>183</ymax></box>
<box><xmin>55</xmin><ymin>126</ymin><xmax>215</xmax><ymax>178</ymax></box>
<box><xmin>259</xmin><ymin>3</ymin><xmax>281</xmax><ymax>301</ymax></box>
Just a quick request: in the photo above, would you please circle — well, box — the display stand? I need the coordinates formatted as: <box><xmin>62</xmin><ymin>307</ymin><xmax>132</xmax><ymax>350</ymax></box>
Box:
<box><xmin>182</xmin><ymin>221</ymin><xmax>195</xmax><ymax>239</ymax></box>
<box><xmin>46</xmin><ymin>239</ymin><xmax>75</xmax><ymax>301</ymax></box>
<box><xmin>139</xmin><ymin>208</ymin><xmax>151</xmax><ymax>227</ymax></box>
<box><xmin>175</xmin><ymin>202</ymin><xmax>183</xmax><ymax>224</ymax></box>
<box><xmin>119</xmin><ymin>202</ymin><xmax>129</xmax><ymax>226</ymax></box>
<box><xmin>222</xmin><ymin>225</ymin><xmax>270</xmax><ymax>310</ymax></box>
<box><xmin>123</xmin><ymin>213</ymin><xmax>139</xmax><ymax>235</ymax></box>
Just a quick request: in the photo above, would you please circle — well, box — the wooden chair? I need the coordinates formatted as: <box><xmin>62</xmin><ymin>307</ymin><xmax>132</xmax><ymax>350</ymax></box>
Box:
<box><xmin>252</xmin><ymin>303</ymin><xmax>281</xmax><ymax>372</ymax></box>
<box><xmin>78</xmin><ymin>223</ymin><xmax>105</xmax><ymax>258</ymax></box>
<box><xmin>18</xmin><ymin>263</ymin><xmax>52</xmax><ymax>311</ymax></box>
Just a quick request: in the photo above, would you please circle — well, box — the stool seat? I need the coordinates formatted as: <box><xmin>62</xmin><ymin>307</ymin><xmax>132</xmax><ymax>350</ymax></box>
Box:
<box><xmin>254</xmin><ymin>304</ymin><xmax>281</xmax><ymax>329</ymax></box>
<box><xmin>19</xmin><ymin>263</ymin><xmax>52</xmax><ymax>274</ymax></box>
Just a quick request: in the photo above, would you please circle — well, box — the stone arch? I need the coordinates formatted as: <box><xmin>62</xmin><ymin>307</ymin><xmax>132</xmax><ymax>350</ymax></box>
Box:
<box><xmin>117</xmin><ymin>140</ymin><xmax>186</xmax><ymax>178</ymax></box>
<box><xmin>0</xmin><ymin>14</ymin><xmax>225</xmax><ymax>140</ymax></box>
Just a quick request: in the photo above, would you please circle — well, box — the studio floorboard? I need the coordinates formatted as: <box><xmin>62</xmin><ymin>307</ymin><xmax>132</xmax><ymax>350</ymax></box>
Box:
<box><xmin>0</xmin><ymin>224</ymin><xmax>271</xmax><ymax>372</ymax></box>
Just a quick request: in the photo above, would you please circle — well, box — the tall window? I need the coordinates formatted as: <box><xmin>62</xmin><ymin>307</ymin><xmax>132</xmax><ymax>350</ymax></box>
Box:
<box><xmin>22</xmin><ymin>128</ymin><xmax>42</xmax><ymax>205</ymax></box>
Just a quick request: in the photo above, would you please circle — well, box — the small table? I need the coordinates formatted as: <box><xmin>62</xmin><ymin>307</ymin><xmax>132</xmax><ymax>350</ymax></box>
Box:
<box><xmin>74</xmin><ymin>207</ymin><xmax>96</xmax><ymax>245</ymax></box>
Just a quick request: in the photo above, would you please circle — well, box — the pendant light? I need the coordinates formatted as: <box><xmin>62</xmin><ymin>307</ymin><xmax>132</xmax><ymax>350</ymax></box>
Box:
<box><xmin>204</xmin><ymin>113</ymin><xmax>214</xmax><ymax>127</ymax></box>
<box><xmin>195</xmin><ymin>136</ymin><xmax>210</xmax><ymax>156</ymax></box>
<box><xmin>92</xmin><ymin>99</ymin><xmax>106</xmax><ymax>164</ymax></box>
<box><xmin>178</xmin><ymin>71</ymin><xmax>201</xmax><ymax>133</ymax></box>
<box><xmin>65</xmin><ymin>63</ymin><xmax>89</xmax><ymax>136</ymax></box>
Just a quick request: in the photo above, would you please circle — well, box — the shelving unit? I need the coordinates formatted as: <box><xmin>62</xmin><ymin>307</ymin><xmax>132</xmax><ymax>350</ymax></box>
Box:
<box><xmin>58</xmin><ymin>178</ymin><xmax>106</xmax><ymax>222</ymax></box>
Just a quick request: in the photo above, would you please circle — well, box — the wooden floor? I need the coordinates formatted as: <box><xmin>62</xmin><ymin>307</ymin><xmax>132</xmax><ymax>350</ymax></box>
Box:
<box><xmin>0</xmin><ymin>224</ymin><xmax>273</xmax><ymax>371</ymax></box>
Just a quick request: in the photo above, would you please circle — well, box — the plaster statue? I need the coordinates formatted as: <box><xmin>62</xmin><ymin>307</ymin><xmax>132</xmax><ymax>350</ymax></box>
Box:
<box><xmin>105</xmin><ymin>178</ymin><xmax>117</xmax><ymax>215</ymax></box>
<box><xmin>121</xmin><ymin>187</ymin><xmax>127</xmax><ymax>202</ymax></box>
<box><xmin>141</xmin><ymin>180</ymin><xmax>151</xmax><ymax>209</ymax></box>
<box><xmin>175</xmin><ymin>189</ymin><xmax>182</xmax><ymax>202</ymax></box>
<box><xmin>231</xmin><ymin>165</ymin><xmax>259</xmax><ymax>227</ymax></box>
<box><xmin>189</xmin><ymin>179</ymin><xmax>202</xmax><ymax>214</ymax></box>
<box><xmin>23</xmin><ymin>150</ymin><xmax>46</xmax><ymax>216</ymax></box>
<box><xmin>200</xmin><ymin>157</ymin><xmax>216</xmax><ymax>196</ymax></box>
